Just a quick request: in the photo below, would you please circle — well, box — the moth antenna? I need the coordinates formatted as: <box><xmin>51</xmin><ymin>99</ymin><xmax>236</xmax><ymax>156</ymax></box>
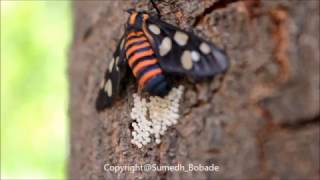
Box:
<box><xmin>150</xmin><ymin>0</ymin><xmax>161</xmax><ymax>17</ymax></box>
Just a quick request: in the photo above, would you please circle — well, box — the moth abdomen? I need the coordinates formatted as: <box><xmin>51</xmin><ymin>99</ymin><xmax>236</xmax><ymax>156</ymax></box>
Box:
<box><xmin>144</xmin><ymin>74</ymin><xmax>171</xmax><ymax>97</ymax></box>
<box><xmin>125</xmin><ymin>31</ymin><xmax>171</xmax><ymax>96</ymax></box>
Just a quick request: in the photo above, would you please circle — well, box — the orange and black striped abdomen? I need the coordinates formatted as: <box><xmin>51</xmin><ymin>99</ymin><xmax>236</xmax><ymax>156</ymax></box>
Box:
<box><xmin>125</xmin><ymin>31</ymin><xmax>171</xmax><ymax>96</ymax></box>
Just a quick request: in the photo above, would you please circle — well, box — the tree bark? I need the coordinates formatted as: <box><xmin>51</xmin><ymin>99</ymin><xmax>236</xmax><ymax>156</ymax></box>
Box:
<box><xmin>69</xmin><ymin>0</ymin><xmax>319</xmax><ymax>179</ymax></box>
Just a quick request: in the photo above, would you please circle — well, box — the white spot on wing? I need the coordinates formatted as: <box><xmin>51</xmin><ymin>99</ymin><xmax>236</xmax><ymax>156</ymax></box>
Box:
<box><xmin>120</xmin><ymin>38</ymin><xmax>125</xmax><ymax>49</ymax></box>
<box><xmin>104</xmin><ymin>79</ymin><xmax>112</xmax><ymax>97</ymax></box>
<box><xmin>191</xmin><ymin>51</ymin><xmax>200</xmax><ymax>62</ymax></box>
<box><xmin>108</xmin><ymin>58</ymin><xmax>115</xmax><ymax>71</ymax></box>
<box><xmin>174</xmin><ymin>31</ymin><xmax>188</xmax><ymax>46</ymax></box>
<box><xmin>181</xmin><ymin>50</ymin><xmax>193</xmax><ymax>70</ymax></box>
<box><xmin>199</xmin><ymin>42</ymin><xmax>211</xmax><ymax>54</ymax></box>
<box><xmin>159</xmin><ymin>37</ymin><xmax>172</xmax><ymax>56</ymax></box>
<box><xmin>115</xmin><ymin>56</ymin><xmax>119</xmax><ymax>71</ymax></box>
<box><xmin>148</xmin><ymin>24</ymin><xmax>161</xmax><ymax>35</ymax></box>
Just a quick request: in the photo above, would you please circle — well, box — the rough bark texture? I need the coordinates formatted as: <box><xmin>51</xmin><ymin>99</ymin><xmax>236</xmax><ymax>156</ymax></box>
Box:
<box><xmin>69</xmin><ymin>0</ymin><xmax>320</xmax><ymax>179</ymax></box>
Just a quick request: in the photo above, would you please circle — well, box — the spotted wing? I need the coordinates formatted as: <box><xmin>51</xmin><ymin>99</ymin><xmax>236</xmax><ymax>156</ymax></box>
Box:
<box><xmin>144</xmin><ymin>16</ymin><xmax>229</xmax><ymax>81</ymax></box>
<box><xmin>95</xmin><ymin>35</ymin><xmax>127</xmax><ymax>111</ymax></box>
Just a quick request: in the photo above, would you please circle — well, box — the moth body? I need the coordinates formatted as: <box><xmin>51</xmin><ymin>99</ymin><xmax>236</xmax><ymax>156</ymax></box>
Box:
<box><xmin>125</xmin><ymin>29</ymin><xmax>171</xmax><ymax>96</ymax></box>
<box><xmin>95</xmin><ymin>10</ymin><xmax>229</xmax><ymax>111</ymax></box>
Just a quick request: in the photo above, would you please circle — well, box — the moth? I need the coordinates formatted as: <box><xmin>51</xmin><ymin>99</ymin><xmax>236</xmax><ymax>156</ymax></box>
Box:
<box><xmin>95</xmin><ymin>8</ymin><xmax>229</xmax><ymax>111</ymax></box>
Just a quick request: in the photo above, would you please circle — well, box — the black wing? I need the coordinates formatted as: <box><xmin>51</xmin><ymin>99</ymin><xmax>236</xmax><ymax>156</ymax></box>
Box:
<box><xmin>144</xmin><ymin>16</ymin><xmax>229</xmax><ymax>81</ymax></box>
<box><xmin>95</xmin><ymin>35</ymin><xmax>128</xmax><ymax>111</ymax></box>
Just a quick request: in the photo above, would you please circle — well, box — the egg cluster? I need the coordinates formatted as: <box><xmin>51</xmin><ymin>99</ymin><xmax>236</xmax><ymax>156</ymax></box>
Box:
<box><xmin>130</xmin><ymin>85</ymin><xmax>184</xmax><ymax>148</ymax></box>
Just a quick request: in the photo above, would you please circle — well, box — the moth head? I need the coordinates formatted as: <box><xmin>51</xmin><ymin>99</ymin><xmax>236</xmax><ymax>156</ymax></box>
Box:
<box><xmin>126</xmin><ymin>9</ymin><xmax>149</xmax><ymax>30</ymax></box>
<box><xmin>126</xmin><ymin>8</ymin><xmax>135</xmax><ymax>14</ymax></box>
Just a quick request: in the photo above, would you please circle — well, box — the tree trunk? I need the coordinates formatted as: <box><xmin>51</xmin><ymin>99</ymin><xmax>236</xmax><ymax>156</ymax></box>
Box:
<box><xmin>68</xmin><ymin>0</ymin><xmax>319</xmax><ymax>179</ymax></box>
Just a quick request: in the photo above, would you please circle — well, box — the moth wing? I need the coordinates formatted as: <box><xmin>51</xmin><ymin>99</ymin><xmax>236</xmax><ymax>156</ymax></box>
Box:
<box><xmin>145</xmin><ymin>17</ymin><xmax>229</xmax><ymax>81</ymax></box>
<box><xmin>95</xmin><ymin>35</ymin><xmax>128</xmax><ymax>111</ymax></box>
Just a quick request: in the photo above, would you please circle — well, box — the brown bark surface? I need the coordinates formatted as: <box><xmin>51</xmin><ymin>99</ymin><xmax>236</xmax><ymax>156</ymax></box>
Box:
<box><xmin>69</xmin><ymin>0</ymin><xmax>320</xmax><ymax>179</ymax></box>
